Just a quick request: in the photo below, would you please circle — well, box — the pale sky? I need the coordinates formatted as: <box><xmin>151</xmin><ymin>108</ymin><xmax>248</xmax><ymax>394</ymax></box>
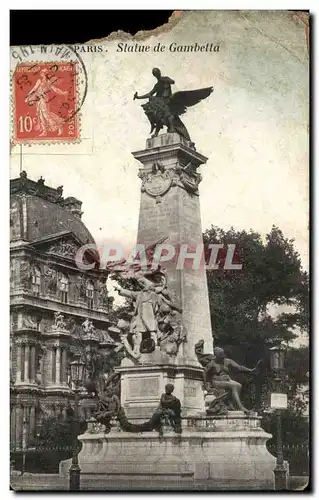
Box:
<box><xmin>10</xmin><ymin>11</ymin><xmax>309</xmax><ymax>270</ymax></box>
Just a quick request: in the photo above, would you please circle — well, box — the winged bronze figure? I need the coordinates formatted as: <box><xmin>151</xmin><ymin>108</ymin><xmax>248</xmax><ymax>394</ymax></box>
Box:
<box><xmin>134</xmin><ymin>68</ymin><xmax>213</xmax><ymax>143</ymax></box>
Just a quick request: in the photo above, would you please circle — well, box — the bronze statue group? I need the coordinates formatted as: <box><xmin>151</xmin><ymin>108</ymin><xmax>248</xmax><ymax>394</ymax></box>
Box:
<box><xmin>91</xmin><ymin>69</ymin><xmax>261</xmax><ymax>435</ymax></box>
<box><xmin>93</xmin><ymin>340</ymin><xmax>261</xmax><ymax>436</ymax></box>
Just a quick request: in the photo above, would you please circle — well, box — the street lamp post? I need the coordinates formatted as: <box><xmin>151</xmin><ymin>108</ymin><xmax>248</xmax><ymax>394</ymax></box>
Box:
<box><xmin>269</xmin><ymin>345</ymin><xmax>288</xmax><ymax>491</ymax></box>
<box><xmin>69</xmin><ymin>358</ymin><xmax>85</xmax><ymax>491</ymax></box>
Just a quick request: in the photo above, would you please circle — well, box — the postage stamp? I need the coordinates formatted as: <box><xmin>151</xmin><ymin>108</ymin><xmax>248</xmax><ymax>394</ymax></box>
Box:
<box><xmin>13</xmin><ymin>62</ymin><xmax>79</xmax><ymax>143</ymax></box>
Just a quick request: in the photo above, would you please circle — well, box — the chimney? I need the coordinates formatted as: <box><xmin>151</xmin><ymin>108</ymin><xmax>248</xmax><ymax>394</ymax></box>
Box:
<box><xmin>61</xmin><ymin>196</ymin><xmax>83</xmax><ymax>219</ymax></box>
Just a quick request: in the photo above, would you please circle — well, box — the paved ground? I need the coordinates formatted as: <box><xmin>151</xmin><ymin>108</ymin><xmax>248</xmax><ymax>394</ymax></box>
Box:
<box><xmin>10</xmin><ymin>474</ymin><xmax>67</xmax><ymax>491</ymax></box>
<box><xmin>10</xmin><ymin>473</ymin><xmax>309</xmax><ymax>492</ymax></box>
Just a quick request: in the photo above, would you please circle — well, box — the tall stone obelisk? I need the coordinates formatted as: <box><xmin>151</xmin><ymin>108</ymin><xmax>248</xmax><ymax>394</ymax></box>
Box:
<box><xmin>133</xmin><ymin>133</ymin><xmax>213</xmax><ymax>361</ymax></box>
<box><xmin>117</xmin><ymin>133</ymin><xmax>213</xmax><ymax>420</ymax></box>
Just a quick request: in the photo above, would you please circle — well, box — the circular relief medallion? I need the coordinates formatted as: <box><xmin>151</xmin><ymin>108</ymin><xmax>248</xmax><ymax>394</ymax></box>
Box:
<box><xmin>144</xmin><ymin>171</ymin><xmax>172</xmax><ymax>197</ymax></box>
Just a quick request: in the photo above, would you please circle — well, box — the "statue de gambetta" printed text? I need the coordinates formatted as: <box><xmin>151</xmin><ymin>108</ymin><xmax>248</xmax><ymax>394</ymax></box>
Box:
<box><xmin>116</xmin><ymin>42</ymin><xmax>220</xmax><ymax>53</ymax></box>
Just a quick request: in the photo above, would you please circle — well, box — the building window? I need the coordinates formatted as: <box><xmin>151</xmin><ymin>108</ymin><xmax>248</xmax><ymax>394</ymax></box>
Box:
<box><xmin>86</xmin><ymin>281</ymin><xmax>94</xmax><ymax>309</ymax></box>
<box><xmin>59</xmin><ymin>275</ymin><xmax>69</xmax><ymax>303</ymax></box>
<box><xmin>31</xmin><ymin>267</ymin><xmax>41</xmax><ymax>295</ymax></box>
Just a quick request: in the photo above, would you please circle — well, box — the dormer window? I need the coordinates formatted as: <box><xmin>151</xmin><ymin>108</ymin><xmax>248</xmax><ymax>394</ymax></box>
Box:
<box><xmin>31</xmin><ymin>266</ymin><xmax>41</xmax><ymax>295</ymax></box>
<box><xmin>59</xmin><ymin>274</ymin><xmax>69</xmax><ymax>303</ymax></box>
<box><xmin>86</xmin><ymin>280</ymin><xmax>94</xmax><ymax>309</ymax></box>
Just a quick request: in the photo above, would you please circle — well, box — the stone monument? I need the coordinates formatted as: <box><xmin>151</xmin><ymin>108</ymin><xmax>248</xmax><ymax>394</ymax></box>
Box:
<box><xmin>116</xmin><ymin>131</ymin><xmax>214</xmax><ymax>422</ymax></box>
<box><xmin>60</xmin><ymin>70</ymin><xmax>276</xmax><ymax>490</ymax></box>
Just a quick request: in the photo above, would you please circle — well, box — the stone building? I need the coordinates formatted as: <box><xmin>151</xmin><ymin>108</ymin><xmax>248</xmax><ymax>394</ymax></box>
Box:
<box><xmin>10</xmin><ymin>171</ymin><xmax>118</xmax><ymax>449</ymax></box>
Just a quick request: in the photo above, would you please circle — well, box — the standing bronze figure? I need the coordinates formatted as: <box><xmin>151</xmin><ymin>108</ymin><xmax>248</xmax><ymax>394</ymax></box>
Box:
<box><xmin>134</xmin><ymin>68</ymin><xmax>213</xmax><ymax>142</ymax></box>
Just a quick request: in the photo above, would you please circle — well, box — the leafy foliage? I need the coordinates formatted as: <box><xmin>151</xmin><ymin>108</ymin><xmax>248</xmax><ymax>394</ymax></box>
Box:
<box><xmin>31</xmin><ymin>411</ymin><xmax>87</xmax><ymax>449</ymax></box>
<box><xmin>203</xmin><ymin>224</ymin><xmax>309</xmax><ymax>409</ymax></box>
<box><xmin>262</xmin><ymin>401</ymin><xmax>309</xmax><ymax>447</ymax></box>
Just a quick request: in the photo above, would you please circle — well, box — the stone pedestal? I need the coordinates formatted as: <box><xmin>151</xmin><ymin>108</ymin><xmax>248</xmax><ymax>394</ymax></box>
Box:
<box><xmin>59</xmin><ymin>413</ymin><xmax>276</xmax><ymax>490</ymax></box>
<box><xmin>118</xmin><ymin>351</ymin><xmax>204</xmax><ymax>421</ymax></box>
<box><xmin>128</xmin><ymin>133</ymin><xmax>214</xmax><ymax>419</ymax></box>
<box><xmin>132</xmin><ymin>133</ymin><xmax>213</xmax><ymax>362</ymax></box>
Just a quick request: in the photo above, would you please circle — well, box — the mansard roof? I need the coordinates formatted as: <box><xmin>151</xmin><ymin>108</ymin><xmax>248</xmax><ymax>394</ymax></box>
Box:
<box><xmin>10</xmin><ymin>171</ymin><xmax>95</xmax><ymax>246</ymax></box>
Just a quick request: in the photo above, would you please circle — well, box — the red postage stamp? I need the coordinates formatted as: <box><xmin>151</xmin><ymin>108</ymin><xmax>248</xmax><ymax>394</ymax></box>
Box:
<box><xmin>13</xmin><ymin>62</ymin><xmax>80</xmax><ymax>143</ymax></box>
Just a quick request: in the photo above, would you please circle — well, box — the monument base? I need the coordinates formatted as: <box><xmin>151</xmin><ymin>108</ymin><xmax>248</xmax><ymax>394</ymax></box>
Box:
<box><xmin>117</xmin><ymin>350</ymin><xmax>205</xmax><ymax>421</ymax></box>
<box><xmin>59</xmin><ymin>413</ymin><xmax>276</xmax><ymax>490</ymax></box>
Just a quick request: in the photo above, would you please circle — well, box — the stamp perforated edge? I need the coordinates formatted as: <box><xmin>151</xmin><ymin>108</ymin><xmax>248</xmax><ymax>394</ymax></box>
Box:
<box><xmin>10</xmin><ymin>60</ymin><xmax>82</xmax><ymax>146</ymax></box>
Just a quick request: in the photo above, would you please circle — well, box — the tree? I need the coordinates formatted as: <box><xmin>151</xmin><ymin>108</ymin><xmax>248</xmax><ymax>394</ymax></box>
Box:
<box><xmin>24</xmin><ymin>412</ymin><xmax>88</xmax><ymax>474</ymax></box>
<box><xmin>262</xmin><ymin>400</ymin><xmax>309</xmax><ymax>476</ymax></box>
<box><xmin>263</xmin><ymin>401</ymin><xmax>309</xmax><ymax>446</ymax></box>
<box><xmin>203</xmin><ymin>225</ymin><xmax>309</xmax><ymax>409</ymax></box>
<box><xmin>33</xmin><ymin>412</ymin><xmax>86</xmax><ymax>449</ymax></box>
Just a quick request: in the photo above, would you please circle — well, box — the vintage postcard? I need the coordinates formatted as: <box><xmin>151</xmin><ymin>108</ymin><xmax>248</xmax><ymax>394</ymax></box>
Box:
<box><xmin>10</xmin><ymin>10</ymin><xmax>309</xmax><ymax>491</ymax></box>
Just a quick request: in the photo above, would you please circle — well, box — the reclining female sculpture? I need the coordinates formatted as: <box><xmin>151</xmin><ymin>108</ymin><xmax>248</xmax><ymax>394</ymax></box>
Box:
<box><xmin>195</xmin><ymin>339</ymin><xmax>262</xmax><ymax>414</ymax></box>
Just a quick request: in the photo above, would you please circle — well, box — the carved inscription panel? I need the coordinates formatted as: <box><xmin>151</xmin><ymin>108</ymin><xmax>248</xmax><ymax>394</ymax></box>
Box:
<box><xmin>127</xmin><ymin>376</ymin><xmax>160</xmax><ymax>399</ymax></box>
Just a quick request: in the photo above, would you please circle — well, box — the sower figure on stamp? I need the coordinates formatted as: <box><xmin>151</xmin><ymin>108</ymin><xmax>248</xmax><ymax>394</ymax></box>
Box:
<box><xmin>25</xmin><ymin>68</ymin><xmax>68</xmax><ymax>137</ymax></box>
